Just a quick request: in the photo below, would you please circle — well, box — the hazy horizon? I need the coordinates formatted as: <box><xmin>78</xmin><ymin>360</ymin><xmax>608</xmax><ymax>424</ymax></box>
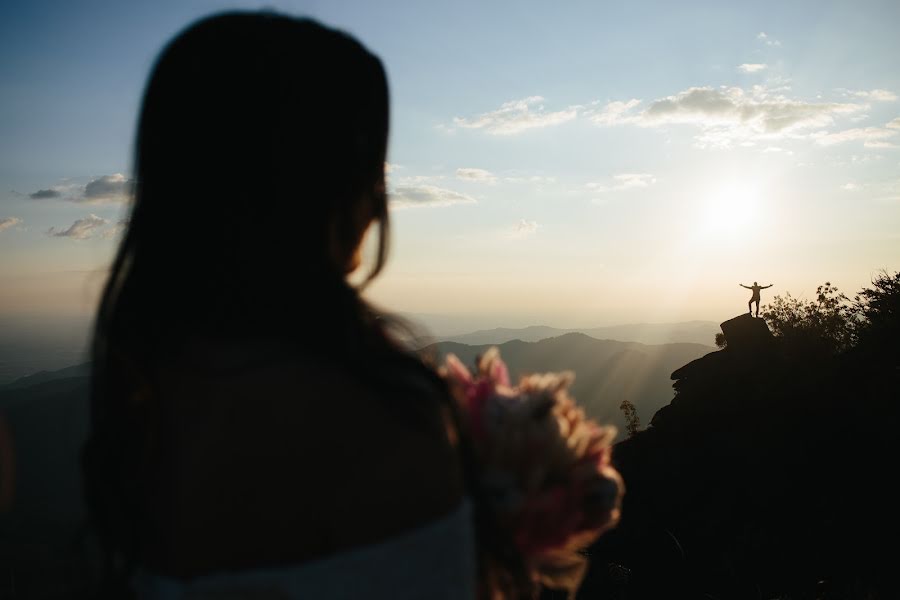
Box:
<box><xmin>0</xmin><ymin>310</ymin><xmax>722</xmax><ymax>385</ymax></box>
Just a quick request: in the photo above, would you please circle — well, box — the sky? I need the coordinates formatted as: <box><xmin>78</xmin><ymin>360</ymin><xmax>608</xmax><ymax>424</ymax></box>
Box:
<box><xmin>1</xmin><ymin>0</ymin><xmax>899</xmax><ymax>336</ymax></box>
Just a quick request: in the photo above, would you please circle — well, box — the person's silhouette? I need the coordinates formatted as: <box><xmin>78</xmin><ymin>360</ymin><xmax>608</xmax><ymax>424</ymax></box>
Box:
<box><xmin>82</xmin><ymin>12</ymin><xmax>531</xmax><ymax>599</ymax></box>
<box><xmin>740</xmin><ymin>281</ymin><xmax>773</xmax><ymax>317</ymax></box>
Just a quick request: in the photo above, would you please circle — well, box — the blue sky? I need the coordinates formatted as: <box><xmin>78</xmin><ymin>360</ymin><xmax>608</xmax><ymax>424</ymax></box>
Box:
<box><xmin>1</xmin><ymin>0</ymin><xmax>899</xmax><ymax>332</ymax></box>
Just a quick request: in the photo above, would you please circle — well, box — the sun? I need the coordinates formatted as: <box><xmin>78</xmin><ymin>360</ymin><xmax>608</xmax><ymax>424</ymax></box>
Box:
<box><xmin>700</xmin><ymin>181</ymin><xmax>761</xmax><ymax>240</ymax></box>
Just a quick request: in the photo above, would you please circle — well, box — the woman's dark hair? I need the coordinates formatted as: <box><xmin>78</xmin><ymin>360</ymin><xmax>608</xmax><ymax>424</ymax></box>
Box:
<box><xmin>83</xmin><ymin>11</ymin><xmax>529</xmax><ymax>597</ymax></box>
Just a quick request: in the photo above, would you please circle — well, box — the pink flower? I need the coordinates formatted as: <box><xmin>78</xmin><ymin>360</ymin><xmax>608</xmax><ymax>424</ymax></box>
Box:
<box><xmin>441</xmin><ymin>347</ymin><xmax>625</xmax><ymax>595</ymax></box>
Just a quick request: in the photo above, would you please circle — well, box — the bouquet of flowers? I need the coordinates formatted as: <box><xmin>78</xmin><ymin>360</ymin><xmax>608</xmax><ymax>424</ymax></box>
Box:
<box><xmin>441</xmin><ymin>347</ymin><xmax>624</xmax><ymax>597</ymax></box>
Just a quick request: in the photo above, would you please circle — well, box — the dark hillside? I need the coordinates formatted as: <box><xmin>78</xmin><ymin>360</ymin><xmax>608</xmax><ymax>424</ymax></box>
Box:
<box><xmin>580</xmin><ymin>313</ymin><xmax>900</xmax><ymax>599</ymax></box>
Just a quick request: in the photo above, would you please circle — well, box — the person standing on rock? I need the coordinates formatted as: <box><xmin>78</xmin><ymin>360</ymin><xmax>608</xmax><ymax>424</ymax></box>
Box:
<box><xmin>740</xmin><ymin>281</ymin><xmax>773</xmax><ymax>317</ymax></box>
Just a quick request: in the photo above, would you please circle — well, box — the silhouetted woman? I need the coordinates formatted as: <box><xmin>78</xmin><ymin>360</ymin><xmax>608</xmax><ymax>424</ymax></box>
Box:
<box><xmin>83</xmin><ymin>12</ymin><xmax>528</xmax><ymax>599</ymax></box>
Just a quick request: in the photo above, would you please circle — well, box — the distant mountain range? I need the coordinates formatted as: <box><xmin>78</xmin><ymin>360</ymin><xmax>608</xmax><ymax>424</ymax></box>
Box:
<box><xmin>423</xmin><ymin>332</ymin><xmax>714</xmax><ymax>435</ymax></box>
<box><xmin>0</xmin><ymin>318</ymin><xmax>718</xmax><ymax>385</ymax></box>
<box><xmin>0</xmin><ymin>314</ymin><xmax>91</xmax><ymax>386</ymax></box>
<box><xmin>432</xmin><ymin>321</ymin><xmax>719</xmax><ymax>347</ymax></box>
<box><xmin>1</xmin><ymin>362</ymin><xmax>91</xmax><ymax>390</ymax></box>
<box><xmin>0</xmin><ymin>332</ymin><xmax>712</xmax><ymax>535</ymax></box>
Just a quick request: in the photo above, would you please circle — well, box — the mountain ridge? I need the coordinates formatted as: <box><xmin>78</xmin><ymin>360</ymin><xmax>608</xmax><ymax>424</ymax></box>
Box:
<box><xmin>423</xmin><ymin>332</ymin><xmax>714</xmax><ymax>435</ymax></box>
<box><xmin>434</xmin><ymin>320</ymin><xmax>719</xmax><ymax>347</ymax></box>
<box><xmin>0</xmin><ymin>362</ymin><xmax>91</xmax><ymax>391</ymax></box>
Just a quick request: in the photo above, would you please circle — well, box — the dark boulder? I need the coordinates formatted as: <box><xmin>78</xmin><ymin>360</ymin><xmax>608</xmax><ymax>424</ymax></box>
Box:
<box><xmin>719</xmin><ymin>313</ymin><xmax>773</xmax><ymax>353</ymax></box>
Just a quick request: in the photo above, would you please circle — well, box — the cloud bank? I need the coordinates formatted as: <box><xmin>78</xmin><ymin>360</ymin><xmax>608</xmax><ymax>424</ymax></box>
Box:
<box><xmin>389</xmin><ymin>185</ymin><xmax>477</xmax><ymax>209</ymax></box>
<box><xmin>589</xmin><ymin>85</ymin><xmax>870</xmax><ymax>148</ymax></box>
<box><xmin>449</xmin><ymin>82</ymin><xmax>896</xmax><ymax>151</ymax></box>
<box><xmin>846</xmin><ymin>89</ymin><xmax>898</xmax><ymax>102</ymax></box>
<box><xmin>813</xmin><ymin>126</ymin><xmax>899</xmax><ymax>148</ymax></box>
<box><xmin>83</xmin><ymin>174</ymin><xmax>133</xmax><ymax>203</ymax></box>
<box><xmin>29</xmin><ymin>173</ymin><xmax>133</xmax><ymax>204</ymax></box>
<box><xmin>456</xmin><ymin>168</ymin><xmax>497</xmax><ymax>183</ymax></box>
<box><xmin>47</xmin><ymin>214</ymin><xmax>109</xmax><ymax>239</ymax></box>
<box><xmin>453</xmin><ymin>96</ymin><xmax>578</xmax><ymax>135</ymax></box>
<box><xmin>29</xmin><ymin>189</ymin><xmax>62</xmax><ymax>199</ymax></box>
<box><xmin>588</xmin><ymin>99</ymin><xmax>642</xmax><ymax>126</ymax></box>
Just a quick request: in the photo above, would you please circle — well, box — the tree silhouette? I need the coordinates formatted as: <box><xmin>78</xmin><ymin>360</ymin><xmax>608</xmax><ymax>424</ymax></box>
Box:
<box><xmin>714</xmin><ymin>332</ymin><xmax>727</xmax><ymax>349</ymax></box>
<box><xmin>761</xmin><ymin>281</ymin><xmax>858</xmax><ymax>354</ymax></box>
<box><xmin>619</xmin><ymin>399</ymin><xmax>641</xmax><ymax>438</ymax></box>
<box><xmin>853</xmin><ymin>270</ymin><xmax>900</xmax><ymax>352</ymax></box>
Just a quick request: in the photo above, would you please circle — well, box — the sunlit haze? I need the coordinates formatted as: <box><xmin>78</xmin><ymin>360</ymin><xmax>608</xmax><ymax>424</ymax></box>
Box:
<box><xmin>2</xmin><ymin>0</ymin><xmax>898</xmax><ymax>337</ymax></box>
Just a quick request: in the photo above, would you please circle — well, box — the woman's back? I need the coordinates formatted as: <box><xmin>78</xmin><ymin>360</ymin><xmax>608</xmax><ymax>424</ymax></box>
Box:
<box><xmin>141</xmin><ymin>338</ymin><xmax>466</xmax><ymax>578</ymax></box>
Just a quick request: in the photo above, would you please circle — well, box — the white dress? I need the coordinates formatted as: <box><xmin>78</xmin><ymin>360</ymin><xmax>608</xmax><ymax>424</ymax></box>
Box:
<box><xmin>133</xmin><ymin>499</ymin><xmax>476</xmax><ymax>600</ymax></box>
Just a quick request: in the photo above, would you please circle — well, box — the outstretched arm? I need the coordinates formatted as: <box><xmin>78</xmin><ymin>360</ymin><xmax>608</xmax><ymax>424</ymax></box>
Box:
<box><xmin>762</xmin><ymin>284</ymin><xmax>773</xmax><ymax>289</ymax></box>
<box><xmin>739</xmin><ymin>284</ymin><xmax>750</xmax><ymax>289</ymax></box>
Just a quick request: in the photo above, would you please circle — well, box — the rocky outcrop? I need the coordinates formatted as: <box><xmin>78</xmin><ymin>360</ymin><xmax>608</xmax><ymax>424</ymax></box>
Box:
<box><xmin>718</xmin><ymin>313</ymin><xmax>773</xmax><ymax>353</ymax></box>
<box><xmin>577</xmin><ymin>314</ymin><xmax>900</xmax><ymax>600</ymax></box>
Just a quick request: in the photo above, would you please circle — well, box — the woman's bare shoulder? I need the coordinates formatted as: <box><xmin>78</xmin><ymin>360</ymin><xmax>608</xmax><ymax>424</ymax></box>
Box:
<box><xmin>148</xmin><ymin>340</ymin><xmax>464</xmax><ymax>576</ymax></box>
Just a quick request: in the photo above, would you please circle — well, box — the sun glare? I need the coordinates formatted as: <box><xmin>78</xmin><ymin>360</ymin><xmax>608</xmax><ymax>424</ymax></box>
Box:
<box><xmin>700</xmin><ymin>182</ymin><xmax>761</xmax><ymax>240</ymax></box>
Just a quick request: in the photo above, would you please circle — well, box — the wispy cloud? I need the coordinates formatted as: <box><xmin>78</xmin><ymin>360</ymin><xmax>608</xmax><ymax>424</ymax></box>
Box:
<box><xmin>887</xmin><ymin>117</ymin><xmax>900</xmax><ymax>129</ymax></box>
<box><xmin>587</xmin><ymin>99</ymin><xmax>641</xmax><ymax>126</ymax></box>
<box><xmin>453</xmin><ymin>96</ymin><xmax>578</xmax><ymax>135</ymax></box>
<box><xmin>47</xmin><ymin>214</ymin><xmax>109</xmax><ymax>239</ymax></box>
<box><xmin>860</xmin><ymin>141</ymin><xmax>897</xmax><ymax>149</ymax></box>
<box><xmin>29</xmin><ymin>173</ymin><xmax>133</xmax><ymax>204</ymax></box>
<box><xmin>853</xmin><ymin>178</ymin><xmax>900</xmax><ymax>204</ymax></box>
<box><xmin>389</xmin><ymin>185</ymin><xmax>477</xmax><ymax>209</ymax></box>
<box><xmin>82</xmin><ymin>174</ymin><xmax>132</xmax><ymax>203</ymax></box>
<box><xmin>845</xmin><ymin>89</ymin><xmax>898</xmax><ymax>102</ymax></box>
<box><xmin>738</xmin><ymin>63</ymin><xmax>767</xmax><ymax>74</ymax></box>
<box><xmin>640</xmin><ymin>86</ymin><xmax>858</xmax><ymax>131</ymax></box>
<box><xmin>393</xmin><ymin>174</ymin><xmax>446</xmax><ymax>186</ymax></box>
<box><xmin>879</xmin><ymin>178</ymin><xmax>900</xmax><ymax>204</ymax></box>
<box><xmin>451</xmin><ymin>83</ymin><xmax>886</xmax><ymax>151</ymax></box>
<box><xmin>29</xmin><ymin>189</ymin><xmax>62</xmax><ymax>200</ymax></box>
<box><xmin>101</xmin><ymin>219</ymin><xmax>130</xmax><ymax>240</ymax></box>
<box><xmin>503</xmin><ymin>174</ymin><xmax>557</xmax><ymax>184</ymax></box>
<box><xmin>591</xmin><ymin>85</ymin><xmax>865</xmax><ymax>148</ymax></box>
<box><xmin>813</xmin><ymin>126</ymin><xmax>899</xmax><ymax>148</ymax></box>
<box><xmin>757</xmin><ymin>32</ymin><xmax>781</xmax><ymax>47</ymax></box>
<box><xmin>0</xmin><ymin>217</ymin><xmax>22</xmax><ymax>232</ymax></box>
<box><xmin>506</xmin><ymin>219</ymin><xmax>539</xmax><ymax>239</ymax></box>
<box><xmin>587</xmin><ymin>173</ymin><xmax>657</xmax><ymax>193</ymax></box>
<box><xmin>841</xmin><ymin>182</ymin><xmax>862</xmax><ymax>191</ymax></box>
<box><xmin>456</xmin><ymin>168</ymin><xmax>497</xmax><ymax>183</ymax></box>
